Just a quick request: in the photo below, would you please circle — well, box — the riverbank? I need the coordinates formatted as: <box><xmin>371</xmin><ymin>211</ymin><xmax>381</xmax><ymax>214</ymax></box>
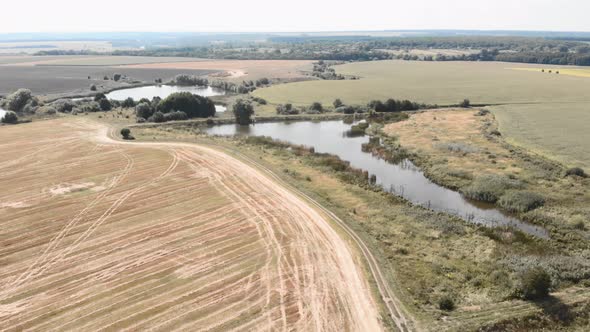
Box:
<box><xmin>382</xmin><ymin>109</ymin><xmax>589</xmax><ymax>239</ymax></box>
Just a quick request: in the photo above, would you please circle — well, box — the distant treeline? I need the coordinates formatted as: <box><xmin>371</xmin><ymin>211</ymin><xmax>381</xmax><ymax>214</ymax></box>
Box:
<box><xmin>34</xmin><ymin>36</ymin><xmax>590</xmax><ymax>66</ymax></box>
<box><xmin>493</xmin><ymin>52</ymin><xmax>590</xmax><ymax>66</ymax></box>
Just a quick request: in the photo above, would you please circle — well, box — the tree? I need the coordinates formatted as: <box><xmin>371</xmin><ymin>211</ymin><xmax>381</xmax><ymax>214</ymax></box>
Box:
<box><xmin>99</xmin><ymin>99</ymin><xmax>112</xmax><ymax>111</ymax></box>
<box><xmin>135</xmin><ymin>102</ymin><xmax>154</xmax><ymax>119</ymax></box>
<box><xmin>113</xmin><ymin>74</ymin><xmax>122</xmax><ymax>82</ymax></box>
<box><xmin>460</xmin><ymin>99</ymin><xmax>471</xmax><ymax>108</ymax></box>
<box><xmin>90</xmin><ymin>84</ymin><xmax>97</xmax><ymax>91</ymax></box>
<box><xmin>333</xmin><ymin>98</ymin><xmax>343</xmax><ymax>108</ymax></box>
<box><xmin>120</xmin><ymin>128</ymin><xmax>131</xmax><ymax>139</ymax></box>
<box><xmin>94</xmin><ymin>93</ymin><xmax>107</xmax><ymax>101</ymax></box>
<box><xmin>6</xmin><ymin>89</ymin><xmax>35</xmax><ymax>112</ymax></box>
<box><xmin>385</xmin><ymin>98</ymin><xmax>399</xmax><ymax>112</ymax></box>
<box><xmin>520</xmin><ymin>268</ymin><xmax>551</xmax><ymax>300</ymax></box>
<box><xmin>1</xmin><ymin>111</ymin><xmax>18</xmax><ymax>124</ymax></box>
<box><xmin>372</xmin><ymin>100</ymin><xmax>386</xmax><ymax>112</ymax></box>
<box><xmin>148</xmin><ymin>111</ymin><xmax>165</xmax><ymax>123</ymax></box>
<box><xmin>310</xmin><ymin>102</ymin><xmax>323</xmax><ymax>112</ymax></box>
<box><xmin>157</xmin><ymin>92</ymin><xmax>215</xmax><ymax>118</ymax></box>
<box><xmin>232</xmin><ymin>99</ymin><xmax>254</xmax><ymax>125</ymax></box>
<box><xmin>121</xmin><ymin>97</ymin><xmax>136</xmax><ymax>108</ymax></box>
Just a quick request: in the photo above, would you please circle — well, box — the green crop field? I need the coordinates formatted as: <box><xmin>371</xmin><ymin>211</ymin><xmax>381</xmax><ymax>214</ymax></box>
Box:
<box><xmin>253</xmin><ymin>60</ymin><xmax>590</xmax><ymax>168</ymax></box>
<box><xmin>253</xmin><ymin>60</ymin><xmax>590</xmax><ymax>106</ymax></box>
<box><xmin>492</xmin><ymin>103</ymin><xmax>590</xmax><ymax>168</ymax></box>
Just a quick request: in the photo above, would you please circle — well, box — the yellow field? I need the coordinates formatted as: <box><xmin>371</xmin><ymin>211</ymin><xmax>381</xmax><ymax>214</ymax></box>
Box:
<box><xmin>510</xmin><ymin>67</ymin><xmax>590</xmax><ymax>78</ymax></box>
<box><xmin>0</xmin><ymin>119</ymin><xmax>382</xmax><ymax>331</ymax></box>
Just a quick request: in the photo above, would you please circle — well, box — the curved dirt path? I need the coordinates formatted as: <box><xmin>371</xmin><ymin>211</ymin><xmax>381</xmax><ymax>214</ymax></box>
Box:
<box><xmin>0</xmin><ymin>119</ymin><xmax>386</xmax><ymax>331</ymax></box>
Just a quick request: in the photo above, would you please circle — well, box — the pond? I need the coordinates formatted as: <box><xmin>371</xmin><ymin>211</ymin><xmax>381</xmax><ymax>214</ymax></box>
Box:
<box><xmin>105</xmin><ymin>85</ymin><xmax>226</xmax><ymax>100</ymax></box>
<box><xmin>206</xmin><ymin>120</ymin><xmax>548</xmax><ymax>238</ymax></box>
<box><xmin>102</xmin><ymin>85</ymin><xmax>228</xmax><ymax>112</ymax></box>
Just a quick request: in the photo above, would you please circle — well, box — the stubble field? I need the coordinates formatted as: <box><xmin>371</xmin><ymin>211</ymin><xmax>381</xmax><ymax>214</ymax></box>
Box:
<box><xmin>0</xmin><ymin>119</ymin><xmax>382</xmax><ymax>331</ymax></box>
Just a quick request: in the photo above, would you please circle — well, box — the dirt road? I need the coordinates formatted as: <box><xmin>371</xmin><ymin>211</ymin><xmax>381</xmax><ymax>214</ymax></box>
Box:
<box><xmin>0</xmin><ymin>119</ymin><xmax>385</xmax><ymax>331</ymax></box>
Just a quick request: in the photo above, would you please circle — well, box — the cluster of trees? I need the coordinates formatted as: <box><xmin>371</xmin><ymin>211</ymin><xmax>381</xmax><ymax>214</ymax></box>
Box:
<box><xmin>1</xmin><ymin>89</ymin><xmax>38</xmax><ymax>113</ymax></box>
<box><xmin>276</xmin><ymin>103</ymin><xmax>299</xmax><ymax>115</ymax></box>
<box><xmin>494</xmin><ymin>52</ymin><xmax>590</xmax><ymax>66</ymax></box>
<box><xmin>209</xmin><ymin>80</ymin><xmax>255</xmax><ymax>94</ymax></box>
<box><xmin>368</xmin><ymin>99</ymin><xmax>423</xmax><ymax>112</ymax></box>
<box><xmin>232</xmin><ymin>99</ymin><xmax>254</xmax><ymax>125</ymax></box>
<box><xmin>174</xmin><ymin>75</ymin><xmax>208</xmax><ymax>86</ymax></box>
<box><xmin>135</xmin><ymin>92</ymin><xmax>215</xmax><ymax>123</ymax></box>
<box><xmin>93</xmin><ymin>93</ymin><xmax>113</xmax><ymax>111</ymax></box>
<box><xmin>310</xmin><ymin>61</ymin><xmax>346</xmax><ymax>80</ymax></box>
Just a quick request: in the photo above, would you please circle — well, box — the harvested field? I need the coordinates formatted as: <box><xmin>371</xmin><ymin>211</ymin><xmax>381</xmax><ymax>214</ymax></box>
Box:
<box><xmin>1</xmin><ymin>56</ymin><xmax>206</xmax><ymax>67</ymax></box>
<box><xmin>0</xmin><ymin>119</ymin><xmax>382</xmax><ymax>331</ymax></box>
<box><xmin>0</xmin><ymin>66</ymin><xmax>215</xmax><ymax>96</ymax></box>
<box><xmin>0</xmin><ymin>41</ymin><xmax>120</xmax><ymax>54</ymax></box>
<box><xmin>121</xmin><ymin>60</ymin><xmax>314</xmax><ymax>82</ymax></box>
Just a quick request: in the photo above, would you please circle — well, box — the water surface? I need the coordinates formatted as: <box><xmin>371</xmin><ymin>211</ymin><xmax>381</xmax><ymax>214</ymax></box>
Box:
<box><xmin>105</xmin><ymin>85</ymin><xmax>226</xmax><ymax>100</ymax></box>
<box><xmin>207</xmin><ymin>120</ymin><xmax>547</xmax><ymax>237</ymax></box>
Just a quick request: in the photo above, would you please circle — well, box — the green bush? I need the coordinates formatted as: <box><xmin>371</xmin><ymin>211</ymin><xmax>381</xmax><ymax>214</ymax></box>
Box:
<box><xmin>163</xmin><ymin>111</ymin><xmax>188</xmax><ymax>121</ymax></box>
<box><xmin>135</xmin><ymin>102</ymin><xmax>154</xmax><ymax>119</ymax></box>
<box><xmin>498</xmin><ymin>191</ymin><xmax>545</xmax><ymax>213</ymax></box>
<box><xmin>438</xmin><ymin>295</ymin><xmax>455</xmax><ymax>311</ymax></box>
<box><xmin>461</xmin><ymin>174</ymin><xmax>522</xmax><ymax>203</ymax></box>
<box><xmin>99</xmin><ymin>99</ymin><xmax>112</xmax><ymax>111</ymax></box>
<box><xmin>566</xmin><ymin>167</ymin><xmax>587</xmax><ymax>178</ymax></box>
<box><xmin>120</xmin><ymin>128</ymin><xmax>131</xmax><ymax>139</ymax></box>
<box><xmin>310</xmin><ymin>102</ymin><xmax>323</xmax><ymax>112</ymax></box>
<box><xmin>1</xmin><ymin>111</ymin><xmax>18</xmax><ymax>124</ymax></box>
<box><xmin>148</xmin><ymin>111</ymin><xmax>165</xmax><ymax>123</ymax></box>
<box><xmin>519</xmin><ymin>267</ymin><xmax>551</xmax><ymax>300</ymax></box>
<box><xmin>52</xmin><ymin>99</ymin><xmax>75</xmax><ymax>113</ymax></box>
<box><xmin>79</xmin><ymin>101</ymin><xmax>101</xmax><ymax>113</ymax></box>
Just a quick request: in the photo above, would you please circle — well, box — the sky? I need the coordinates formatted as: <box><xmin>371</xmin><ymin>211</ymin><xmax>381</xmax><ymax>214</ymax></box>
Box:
<box><xmin>1</xmin><ymin>0</ymin><xmax>589</xmax><ymax>33</ymax></box>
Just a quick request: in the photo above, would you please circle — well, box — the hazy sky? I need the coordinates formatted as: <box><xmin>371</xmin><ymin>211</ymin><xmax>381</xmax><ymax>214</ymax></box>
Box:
<box><xmin>2</xmin><ymin>0</ymin><xmax>589</xmax><ymax>33</ymax></box>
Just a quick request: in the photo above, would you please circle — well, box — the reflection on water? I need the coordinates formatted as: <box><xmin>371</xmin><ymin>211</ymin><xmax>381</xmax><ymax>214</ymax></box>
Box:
<box><xmin>105</xmin><ymin>85</ymin><xmax>226</xmax><ymax>101</ymax></box>
<box><xmin>206</xmin><ymin>120</ymin><xmax>548</xmax><ymax>237</ymax></box>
